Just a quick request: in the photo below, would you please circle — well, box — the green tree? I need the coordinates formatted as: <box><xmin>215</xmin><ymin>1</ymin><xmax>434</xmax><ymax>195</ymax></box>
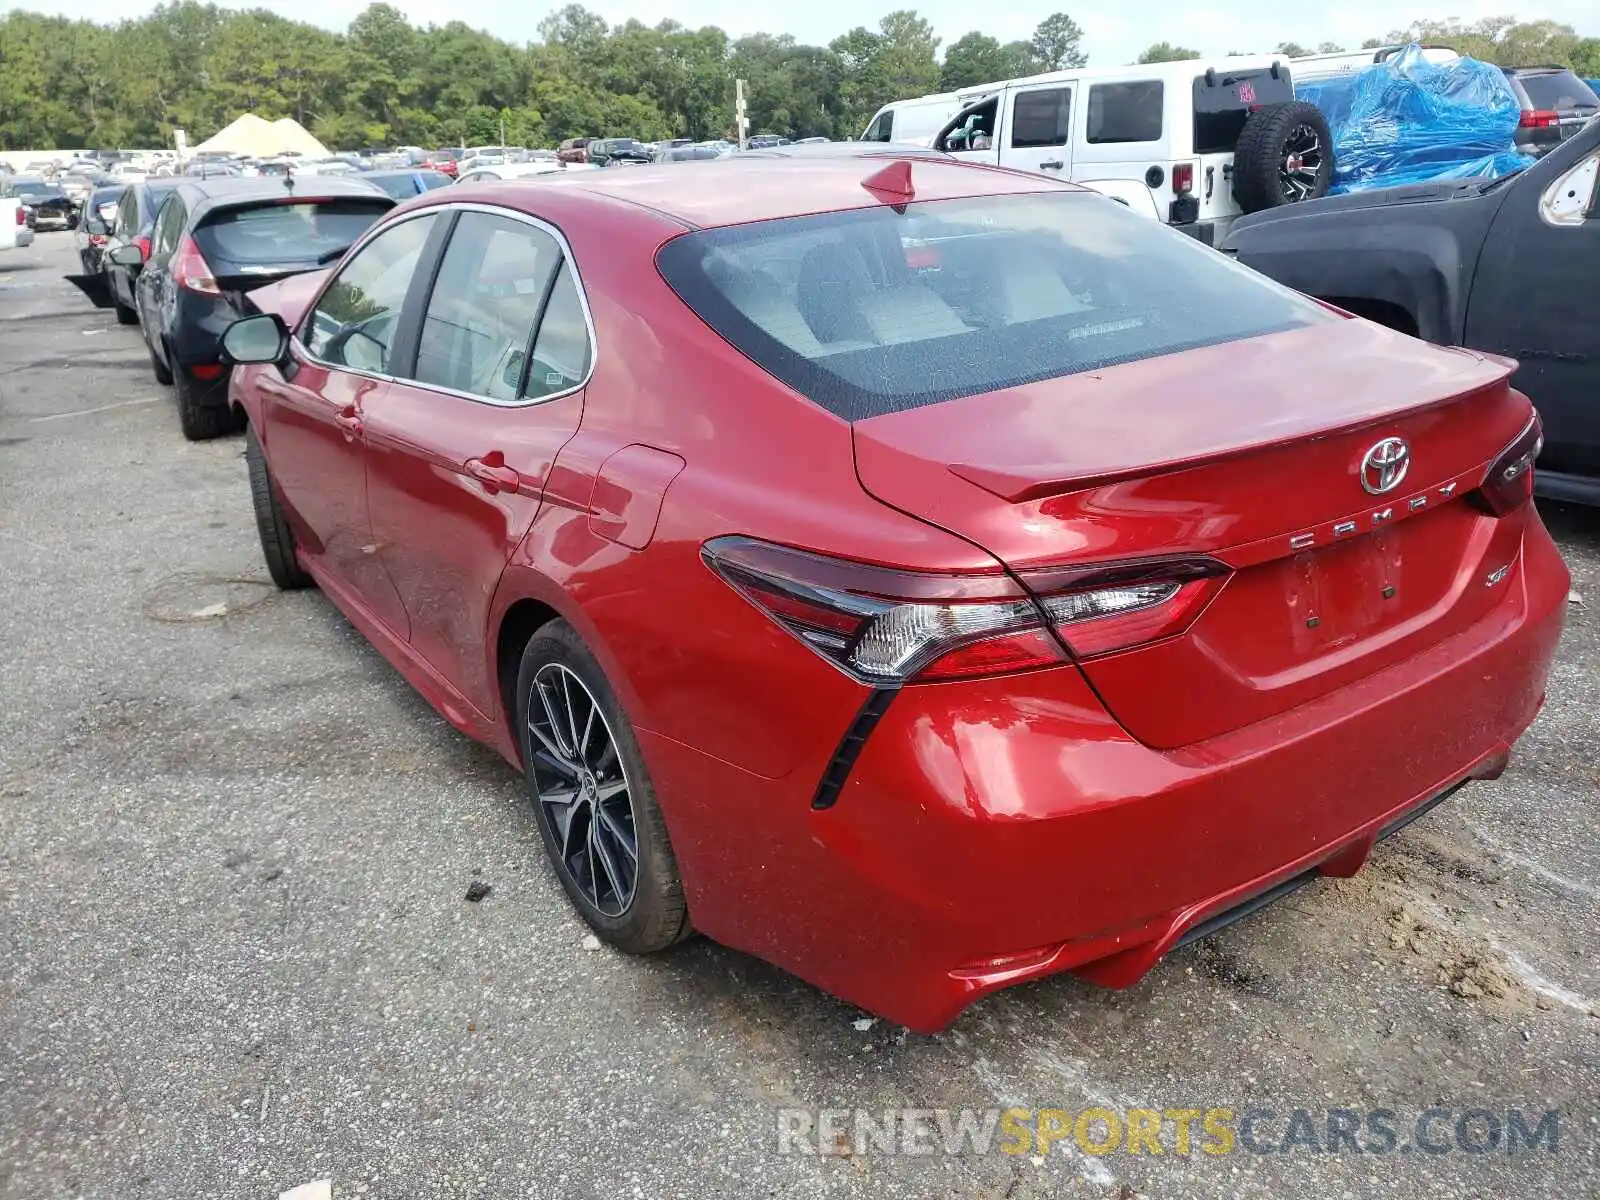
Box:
<box><xmin>1277</xmin><ymin>41</ymin><xmax>1309</xmax><ymax>57</ymax></box>
<box><xmin>1136</xmin><ymin>42</ymin><xmax>1200</xmax><ymax>64</ymax></box>
<box><xmin>941</xmin><ymin>32</ymin><xmax>1036</xmax><ymax>88</ymax></box>
<box><xmin>1361</xmin><ymin>38</ymin><xmax>1384</xmax><ymax>49</ymax></box>
<box><xmin>1030</xmin><ymin>12</ymin><xmax>1087</xmax><ymax>70</ymax></box>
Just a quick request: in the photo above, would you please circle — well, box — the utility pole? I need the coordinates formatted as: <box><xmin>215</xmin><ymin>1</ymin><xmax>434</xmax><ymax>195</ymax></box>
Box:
<box><xmin>735</xmin><ymin>78</ymin><xmax>749</xmax><ymax>151</ymax></box>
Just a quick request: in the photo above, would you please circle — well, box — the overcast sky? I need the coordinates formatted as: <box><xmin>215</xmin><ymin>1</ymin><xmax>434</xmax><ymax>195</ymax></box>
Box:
<box><xmin>17</xmin><ymin>0</ymin><xmax>1599</xmax><ymax>65</ymax></box>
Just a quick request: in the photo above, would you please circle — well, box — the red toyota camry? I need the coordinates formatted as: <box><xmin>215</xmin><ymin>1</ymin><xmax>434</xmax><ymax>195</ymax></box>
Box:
<box><xmin>221</xmin><ymin>155</ymin><xmax>1568</xmax><ymax>1031</ymax></box>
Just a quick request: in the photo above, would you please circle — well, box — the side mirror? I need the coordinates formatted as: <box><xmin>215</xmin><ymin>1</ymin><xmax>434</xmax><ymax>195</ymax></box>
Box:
<box><xmin>108</xmin><ymin>243</ymin><xmax>145</xmax><ymax>266</ymax></box>
<box><xmin>221</xmin><ymin>313</ymin><xmax>290</xmax><ymax>365</ymax></box>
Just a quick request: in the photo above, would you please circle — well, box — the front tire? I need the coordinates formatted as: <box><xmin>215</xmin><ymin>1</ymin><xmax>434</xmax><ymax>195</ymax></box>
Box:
<box><xmin>115</xmin><ymin>300</ymin><xmax>139</xmax><ymax>326</ymax></box>
<box><xmin>245</xmin><ymin>425</ymin><xmax>312</xmax><ymax>590</ymax></box>
<box><xmin>515</xmin><ymin>621</ymin><xmax>691</xmax><ymax>953</ymax></box>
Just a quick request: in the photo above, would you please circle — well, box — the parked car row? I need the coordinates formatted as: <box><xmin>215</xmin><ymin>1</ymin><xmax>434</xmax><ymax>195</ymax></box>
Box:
<box><xmin>48</xmin><ymin>143</ymin><xmax>1572</xmax><ymax>1031</ymax></box>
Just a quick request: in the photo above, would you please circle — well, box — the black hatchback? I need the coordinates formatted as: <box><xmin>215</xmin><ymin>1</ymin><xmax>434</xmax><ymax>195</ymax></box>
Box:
<box><xmin>111</xmin><ymin>176</ymin><xmax>394</xmax><ymax>440</ymax></box>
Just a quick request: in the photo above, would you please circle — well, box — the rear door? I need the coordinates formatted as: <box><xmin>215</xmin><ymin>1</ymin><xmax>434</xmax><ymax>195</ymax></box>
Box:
<box><xmin>362</xmin><ymin>208</ymin><xmax>590</xmax><ymax>716</ymax></box>
<box><xmin>997</xmin><ymin>83</ymin><xmax>1074</xmax><ymax>179</ymax></box>
<box><xmin>136</xmin><ymin>193</ymin><xmax>185</xmax><ymax>341</ymax></box>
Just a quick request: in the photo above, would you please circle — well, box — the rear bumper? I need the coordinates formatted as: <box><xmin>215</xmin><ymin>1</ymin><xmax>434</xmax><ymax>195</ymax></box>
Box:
<box><xmin>645</xmin><ymin>515</ymin><xmax>1569</xmax><ymax>1031</ymax></box>
<box><xmin>1170</xmin><ymin>216</ymin><xmax>1236</xmax><ymax>248</ymax></box>
<box><xmin>11</xmin><ymin>227</ymin><xmax>33</xmax><ymax>249</ymax></box>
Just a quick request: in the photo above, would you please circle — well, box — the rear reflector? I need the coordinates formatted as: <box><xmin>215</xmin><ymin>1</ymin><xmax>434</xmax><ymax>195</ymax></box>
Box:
<box><xmin>189</xmin><ymin>363</ymin><xmax>225</xmax><ymax>381</ymax></box>
<box><xmin>1472</xmin><ymin>413</ymin><xmax>1543</xmax><ymax>515</ymax></box>
<box><xmin>702</xmin><ymin>537</ymin><xmax>1230</xmax><ymax>684</ymax></box>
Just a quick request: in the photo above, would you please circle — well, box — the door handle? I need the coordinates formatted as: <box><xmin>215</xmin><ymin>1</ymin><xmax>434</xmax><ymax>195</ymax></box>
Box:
<box><xmin>334</xmin><ymin>406</ymin><xmax>363</xmax><ymax>440</ymax></box>
<box><xmin>465</xmin><ymin>452</ymin><xmax>522</xmax><ymax>495</ymax></box>
<box><xmin>1039</xmin><ymin>160</ymin><xmax>1065</xmax><ymax>170</ymax></box>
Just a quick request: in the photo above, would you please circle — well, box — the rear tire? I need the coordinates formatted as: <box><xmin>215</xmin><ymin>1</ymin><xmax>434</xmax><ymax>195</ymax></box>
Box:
<box><xmin>148</xmin><ymin>339</ymin><xmax>173</xmax><ymax>384</ymax></box>
<box><xmin>245</xmin><ymin>425</ymin><xmax>313</xmax><ymax>590</ymax></box>
<box><xmin>515</xmin><ymin>621</ymin><xmax>691</xmax><ymax>954</ymax></box>
<box><xmin>175</xmin><ymin>368</ymin><xmax>237</xmax><ymax>441</ymax></box>
<box><xmin>115</xmin><ymin>301</ymin><xmax>139</xmax><ymax>326</ymax></box>
<box><xmin>1233</xmin><ymin>101</ymin><xmax>1334</xmax><ymax>214</ymax></box>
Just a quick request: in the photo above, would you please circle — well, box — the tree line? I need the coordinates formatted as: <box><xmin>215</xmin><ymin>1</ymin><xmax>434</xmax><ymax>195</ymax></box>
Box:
<box><xmin>0</xmin><ymin>3</ymin><xmax>1595</xmax><ymax>152</ymax></box>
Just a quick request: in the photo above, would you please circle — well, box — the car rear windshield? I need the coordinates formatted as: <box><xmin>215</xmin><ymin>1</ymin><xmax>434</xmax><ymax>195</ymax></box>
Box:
<box><xmin>657</xmin><ymin>191</ymin><xmax>1331</xmax><ymax>421</ymax></box>
<box><xmin>1516</xmin><ymin>70</ymin><xmax>1599</xmax><ymax>111</ymax></box>
<box><xmin>1192</xmin><ymin>68</ymin><xmax>1295</xmax><ymax>154</ymax></box>
<box><xmin>194</xmin><ymin>199</ymin><xmax>391</xmax><ymax>269</ymax></box>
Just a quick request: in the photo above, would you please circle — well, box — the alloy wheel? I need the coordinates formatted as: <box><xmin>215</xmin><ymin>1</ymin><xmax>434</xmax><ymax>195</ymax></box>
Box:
<box><xmin>1279</xmin><ymin>125</ymin><xmax>1325</xmax><ymax>201</ymax></box>
<box><xmin>526</xmin><ymin>663</ymin><xmax>639</xmax><ymax>917</ymax></box>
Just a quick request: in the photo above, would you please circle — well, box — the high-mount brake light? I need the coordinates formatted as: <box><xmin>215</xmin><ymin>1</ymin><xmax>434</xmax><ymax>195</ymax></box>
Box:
<box><xmin>702</xmin><ymin>538</ymin><xmax>1231</xmax><ymax>685</ymax></box>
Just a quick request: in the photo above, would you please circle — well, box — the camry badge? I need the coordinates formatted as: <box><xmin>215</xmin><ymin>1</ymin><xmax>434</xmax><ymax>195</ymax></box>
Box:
<box><xmin>1360</xmin><ymin>438</ymin><xmax>1411</xmax><ymax>495</ymax></box>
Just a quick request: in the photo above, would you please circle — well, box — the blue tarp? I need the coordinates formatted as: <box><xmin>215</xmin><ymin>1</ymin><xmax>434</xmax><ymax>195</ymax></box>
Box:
<box><xmin>1296</xmin><ymin>45</ymin><xmax>1534</xmax><ymax>193</ymax></box>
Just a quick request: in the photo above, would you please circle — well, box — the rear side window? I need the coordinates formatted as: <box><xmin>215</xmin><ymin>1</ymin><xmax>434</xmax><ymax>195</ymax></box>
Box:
<box><xmin>657</xmin><ymin>192</ymin><xmax>1330</xmax><ymax>421</ymax></box>
<box><xmin>1516</xmin><ymin>70</ymin><xmax>1598</xmax><ymax>111</ymax></box>
<box><xmin>194</xmin><ymin>198</ymin><xmax>391</xmax><ymax>269</ymax></box>
<box><xmin>413</xmin><ymin>212</ymin><xmax>566</xmax><ymax>401</ymax></box>
<box><xmin>1086</xmin><ymin>82</ymin><xmax>1164</xmax><ymax>143</ymax></box>
<box><xmin>151</xmin><ymin>196</ymin><xmax>186</xmax><ymax>259</ymax></box>
<box><xmin>1192</xmin><ymin>69</ymin><xmax>1295</xmax><ymax>154</ymax></box>
<box><xmin>1011</xmin><ymin>88</ymin><xmax>1071</xmax><ymax>149</ymax></box>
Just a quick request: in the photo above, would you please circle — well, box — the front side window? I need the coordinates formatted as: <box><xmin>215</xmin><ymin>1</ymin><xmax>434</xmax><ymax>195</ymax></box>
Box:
<box><xmin>1086</xmin><ymin>81</ymin><xmax>1164</xmax><ymax>143</ymax></box>
<box><xmin>1011</xmin><ymin>88</ymin><xmax>1072</xmax><ymax>149</ymax></box>
<box><xmin>657</xmin><ymin>191</ymin><xmax>1331</xmax><ymax>421</ymax></box>
<box><xmin>941</xmin><ymin>97</ymin><xmax>998</xmax><ymax>152</ymax></box>
<box><xmin>413</xmin><ymin>212</ymin><xmax>563</xmax><ymax>401</ymax></box>
<box><xmin>862</xmin><ymin>110</ymin><xmax>894</xmax><ymax>142</ymax></box>
<box><xmin>304</xmin><ymin>213</ymin><xmax>436</xmax><ymax>374</ymax></box>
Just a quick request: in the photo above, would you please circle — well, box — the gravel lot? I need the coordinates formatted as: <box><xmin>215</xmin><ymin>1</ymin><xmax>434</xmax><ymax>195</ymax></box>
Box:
<box><xmin>2</xmin><ymin>232</ymin><xmax>1597</xmax><ymax>1199</ymax></box>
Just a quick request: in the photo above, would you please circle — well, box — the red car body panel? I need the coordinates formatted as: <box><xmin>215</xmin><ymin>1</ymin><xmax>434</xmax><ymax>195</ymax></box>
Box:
<box><xmin>231</xmin><ymin>161</ymin><xmax>1570</xmax><ymax>1031</ymax></box>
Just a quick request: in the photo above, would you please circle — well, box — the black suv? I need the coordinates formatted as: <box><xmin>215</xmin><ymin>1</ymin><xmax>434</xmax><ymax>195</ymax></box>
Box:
<box><xmin>113</xmin><ymin>177</ymin><xmax>393</xmax><ymax>439</ymax></box>
<box><xmin>586</xmin><ymin>138</ymin><xmax>652</xmax><ymax>166</ymax></box>
<box><xmin>1502</xmin><ymin>67</ymin><xmax>1598</xmax><ymax>157</ymax></box>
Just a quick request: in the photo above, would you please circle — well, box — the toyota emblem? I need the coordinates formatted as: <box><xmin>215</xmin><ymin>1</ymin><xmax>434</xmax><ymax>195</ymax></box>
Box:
<box><xmin>1360</xmin><ymin>438</ymin><xmax>1411</xmax><ymax>495</ymax></box>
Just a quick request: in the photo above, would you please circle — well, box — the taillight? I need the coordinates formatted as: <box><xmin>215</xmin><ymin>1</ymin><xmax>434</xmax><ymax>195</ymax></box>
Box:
<box><xmin>1518</xmin><ymin>109</ymin><xmax>1559</xmax><ymax>128</ymax></box>
<box><xmin>171</xmin><ymin>234</ymin><xmax>220</xmax><ymax>295</ymax></box>
<box><xmin>1472</xmin><ymin>413</ymin><xmax>1543</xmax><ymax>516</ymax></box>
<box><xmin>1172</xmin><ymin>162</ymin><xmax>1195</xmax><ymax>194</ymax></box>
<box><xmin>89</xmin><ymin>233</ymin><xmax>106</xmax><ymax>246</ymax></box>
<box><xmin>13</xmin><ymin>206</ymin><xmax>22</xmax><ymax>227</ymax></box>
<box><xmin>135</xmin><ymin>234</ymin><xmax>152</xmax><ymax>260</ymax></box>
<box><xmin>702</xmin><ymin>538</ymin><xmax>1229</xmax><ymax>685</ymax></box>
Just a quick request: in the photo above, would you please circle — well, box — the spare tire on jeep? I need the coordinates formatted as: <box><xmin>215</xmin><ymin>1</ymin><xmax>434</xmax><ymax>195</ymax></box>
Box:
<box><xmin>1233</xmin><ymin>101</ymin><xmax>1334</xmax><ymax>214</ymax></box>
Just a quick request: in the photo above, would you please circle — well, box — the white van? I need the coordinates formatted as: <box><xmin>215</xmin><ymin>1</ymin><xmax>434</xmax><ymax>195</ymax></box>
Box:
<box><xmin>863</xmin><ymin>55</ymin><xmax>1334</xmax><ymax>246</ymax></box>
<box><xmin>1289</xmin><ymin>44</ymin><xmax>1460</xmax><ymax>87</ymax></box>
<box><xmin>860</xmin><ymin>92</ymin><xmax>973</xmax><ymax>147</ymax></box>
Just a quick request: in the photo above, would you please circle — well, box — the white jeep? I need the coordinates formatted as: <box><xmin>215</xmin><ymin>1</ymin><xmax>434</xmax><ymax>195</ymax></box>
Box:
<box><xmin>861</xmin><ymin>55</ymin><xmax>1334</xmax><ymax>246</ymax></box>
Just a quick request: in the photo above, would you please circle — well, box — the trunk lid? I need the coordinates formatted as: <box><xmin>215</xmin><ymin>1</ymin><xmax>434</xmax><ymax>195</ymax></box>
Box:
<box><xmin>852</xmin><ymin>318</ymin><xmax>1534</xmax><ymax>748</ymax></box>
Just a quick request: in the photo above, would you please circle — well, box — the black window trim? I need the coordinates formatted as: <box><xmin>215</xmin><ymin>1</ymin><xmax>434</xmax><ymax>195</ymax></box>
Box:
<box><xmin>1009</xmin><ymin>84</ymin><xmax>1073</xmax><ymax>150</ymax></box>
<box><xmin>1085</xmin><ymin>79</ymin><xmax>1165</xmax><ymax>145</ymax></box>
<box><xmin>292</xmin><ymin>202</ymin><xmax>598</xmax><ymax>407</ymax></box>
